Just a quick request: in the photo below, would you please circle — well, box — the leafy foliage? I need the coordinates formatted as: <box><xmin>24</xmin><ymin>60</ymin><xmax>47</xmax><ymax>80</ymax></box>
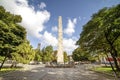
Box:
<box><xmin>0</xmin><ymin>6</ymin><xmax>26</xmax><ymax>57</ymax></box>
<box><xmin>52</xmin><ymin>50</ymin><xmax>57</xmax><ymax>63</ymax></box>
<box><xmin>11</xmin><ymin>41</ymin><xmax>35</xmax><ymax>64</ymax></box>
<box><xmin>0</xmin><ymin>6</ymin><xmax>27</xmax><ymax>69</ymax></box>
<box><xmin>34</xmin><ymin>48</ymin><xmax>42</xmax><ymax>62</ymax></box>
<box><xmin>72</xmin><ymin>47</ymin><xmax>90</xmax><ymax>61</ymax></box>
<box><xmin>64</xmin><ymin>52</ymin><xmax>68</xmax><ymax>62</ymax></box>
<box><xmin>76</xmin><ymin>4</ymin><xmax>120</xmax><ymax>71</ymax></box>
<box><xmin>42</xmin><ymin>45</ymin><xmax>53</xmax><ymax>62</ymax></box>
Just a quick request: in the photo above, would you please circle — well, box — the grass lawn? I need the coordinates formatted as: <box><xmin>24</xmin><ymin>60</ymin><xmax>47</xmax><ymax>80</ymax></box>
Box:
<box><xmin>0</xmin><ymin>67</ymin><xmax>22</xmax><ymax>75</ymax></box>
<box><xmin>93</xmin><ymin>66</ymin><xmax>120</xmax><ymax>78</ymax></box>
<box><xmin>94</xmin><ymin>66</ymin><xmax>113</xmax><ymax>73</ymax></box>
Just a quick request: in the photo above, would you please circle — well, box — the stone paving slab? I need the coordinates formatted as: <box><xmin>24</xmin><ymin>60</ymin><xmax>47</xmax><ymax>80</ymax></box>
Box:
<box><xmin>40</xmin><ymin>68</ymin><xmax>114</xmax><ymax>80</ymax></box>
<box><xmin>0</xmin><ymin>64</ymin><xmax>115</xmax><ymax>80</ymax></box>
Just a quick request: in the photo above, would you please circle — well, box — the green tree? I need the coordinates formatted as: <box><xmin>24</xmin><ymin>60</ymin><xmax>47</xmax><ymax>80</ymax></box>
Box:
<box><xmin>72</xmin><ymin>47</ymin><xmax>90</xmax><ymax>61</ymax></box>
<box><xmin>76</xmin><ymin>4</ymin><xmax>120</xmax><ymax>72</ymax></box>
<box><xmin>64</xmin><ymin>52</ymin><xmax>68</xmax><ymax>63</ymax></box>
<box><xmin>0</xmin><ymin>6</ymin><xmax>26</xmax><ymax>69</ymax></box>
<box><xmin>11</xmin><ymin>41</ymin><xmax>35</xmax><ymax>65</ymax></box>
<box><xmin>42</xmin><ymin>45</ymin><xmax>53</xmax><ymax>63</ymax></box>
<box><xmin>34</xmin><ymin>49</ymin><xmax>42</xmax><ymax>62</ymax></box>
<box><xmin>52</xmin><ymin>50</ymin><xmax>57</xmax><ymax>63</ymax></box>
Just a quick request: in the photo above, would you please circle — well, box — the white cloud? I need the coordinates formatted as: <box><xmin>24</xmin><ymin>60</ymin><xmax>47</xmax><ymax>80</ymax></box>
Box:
<box><xmin>0</xmin><ymin>0</ymin><xmax>50</xmax><ymax>38</ymax></box>
<box><xmin>39</xmin><ymin>2</ymin><xmax>46</xmax><ymax>9</ymax></box>
<box><xmin>52</xmin><ymin>26</ymin><xmax>58</xmax><ymax>32</ymax></box>
<box><xmin>42</xmin><ymin>31</ymin><xmax>58</xmax><ymax>47</ymax></box>
<box><xmin>41</xmin><ymin>31</ymin><xmax>78</xmax><ymax>54</ymax></box>
<box><xmin>0</xmin><ymin>0</ymin><xmax>78</xmax><ymax>54</ymax></box>
<box><xmin>63</xmin><ymin>38</ymin><xmax>78</xmax><ymax>54</ymax></box>
<box><xmin>64</xmin><ymin>18</ymin><xmax>77</xmax><ymax>36</ymax></box>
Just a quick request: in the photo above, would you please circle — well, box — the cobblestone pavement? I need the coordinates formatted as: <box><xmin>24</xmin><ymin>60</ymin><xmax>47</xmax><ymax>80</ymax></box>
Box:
<box><xmin>0</xmin><ymin>64</ymin><xmax>115</xmax><ymax>80</ymax></box>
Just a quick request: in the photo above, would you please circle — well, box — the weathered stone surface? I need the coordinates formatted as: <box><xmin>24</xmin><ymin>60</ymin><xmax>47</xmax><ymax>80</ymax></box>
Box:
<box><xmin>57</xmin><ymin>16</ymin><xmax>64</xmax><ymax>63</ymax></box>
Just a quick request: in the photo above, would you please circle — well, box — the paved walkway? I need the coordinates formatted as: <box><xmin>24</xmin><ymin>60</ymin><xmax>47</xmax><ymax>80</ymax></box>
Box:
<box><xmin>0</xmin><ymin>64</ymin><xmax>115</xmax><ymax>80</ymax></box>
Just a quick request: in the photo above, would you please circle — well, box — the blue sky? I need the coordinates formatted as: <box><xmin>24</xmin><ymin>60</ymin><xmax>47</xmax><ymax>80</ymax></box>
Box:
<box><xmin>0</xmin><ymin>0</ymin><xmax>120</xmax><ymax>54</ymax></box>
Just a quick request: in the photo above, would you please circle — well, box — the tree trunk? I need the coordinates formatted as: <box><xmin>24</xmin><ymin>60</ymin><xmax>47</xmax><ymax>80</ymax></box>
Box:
<box><xmin>110</xmin><ymin>43</ymin><xmax>120</xmax><ymax>71</ymax></box>
<box><xmin>105</xmin><ymin>53</ymin><xmax>116</xmax><ymax>72</ymax></box>
<box><xmin>0</xmin><ymin>49</ymin><xmax>9</xmax><ymax>70</ymax></box>
<box><xmin>111</xmin><ymin>53</ymin><xmax>120</xmax><ymax>71</ymax></box>
<box><xmin>10</xmin><ymin>61</ymin><xmax>17</xmax><ymax>68</ymax></box>
<box><xmin>0</xmin><ymin>55</ymin><xmax>7</xmax><ymax>70</ymax></box>
<box><xmin>104</xmin><ymin>32</ymin><xmax>120</xmax><ymax>71</ymax></box>
<box><xmin>105</xmin><ymin>53</ymin><xmax>118</xmax><ymax>80</ymax></box>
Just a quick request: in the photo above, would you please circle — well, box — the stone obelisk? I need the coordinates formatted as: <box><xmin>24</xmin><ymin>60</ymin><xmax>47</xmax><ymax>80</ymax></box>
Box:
<box><xmin>57</xmin><ymin>16</ymin><xmax>64</xmax><ymax>63</ymax></box>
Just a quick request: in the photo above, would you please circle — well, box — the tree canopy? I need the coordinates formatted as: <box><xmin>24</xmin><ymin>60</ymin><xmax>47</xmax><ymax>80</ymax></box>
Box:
<box><xmin>0</xmin><ymin>6</ymin><xmax>26</xmax><ymax>69</ymax></box>
<box><xmin>12</xmin><ymin>41</ymin><xmax>35</xmax><ymax>64</ymax></box>
<box><xmin>64</xmin><ymin>51</ymin><xmax>68</xmax><ymax>62</ymax></box>
<box><xmin>0</xmin><ymin>6</ymin><xmax>26</xmax><ymax>57</ymax></box>
<box><xmin>72</xmin><ymin>47</ymin><xmax>90</xmax><ymax>61</ymax></box>
<box><xmin>76</xmin><ymin>4</ymin><xmax>120</xmax><ymax>71</ymax></box>
<box><xmin>42</xmin><ymin>45</ymin><xmax>53</xmax><ymax>62</ymax></box>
